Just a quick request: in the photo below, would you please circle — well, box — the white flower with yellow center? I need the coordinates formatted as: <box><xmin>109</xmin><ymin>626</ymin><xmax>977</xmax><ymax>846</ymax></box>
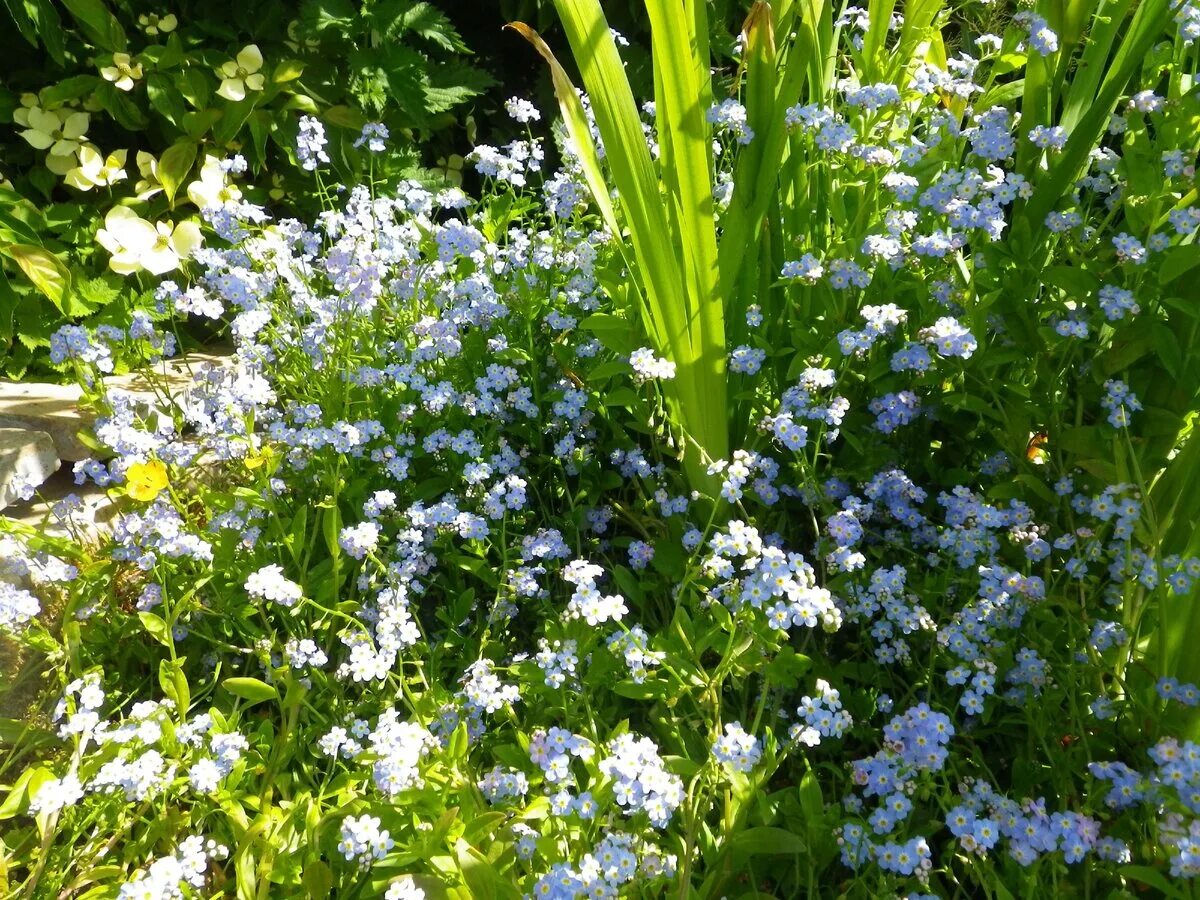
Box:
<box><xmin>100</xmin><ymin>53</ymin><xmax>144</xmax><ymax>92</ymax></box>
<box><xmin>64</xmin><ymin>146</ymin><xmax>128</xmax><ymax>190</ymax></box>
<box><xmin>96</xmin><ymin>206</ymin><xmax>203</xmax><ymax>276</ymax></box>
<box><xmin>216</xmin><ymin>45</ymin><xmax>265</xmax><ymax>102</ymax></box>
<box><xmin>138</xmin><ymin>12</ymin><xmax>177</xmax><ymax>35</ymax></box>
<box><xmin>186</xmin><ymin>154</ymin><xmax>243</xmax><ymax>210</ymax></box>
<box><xmin>20</xmin><ymin>108</ymin><xmax>90</xmax><ymax>156</ymax></box>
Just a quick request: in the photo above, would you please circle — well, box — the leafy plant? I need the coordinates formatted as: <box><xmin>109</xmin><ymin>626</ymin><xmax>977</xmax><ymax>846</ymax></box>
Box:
<box><xmin>0</xmin><ymin>0</ymin><xmax>492</xmax><ymax>379</ymax></box>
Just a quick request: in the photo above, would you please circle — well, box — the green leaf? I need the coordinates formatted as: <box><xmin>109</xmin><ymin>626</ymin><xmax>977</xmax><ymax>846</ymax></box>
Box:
<box><xmin>1120</xmin><ymin>865</ymin><xmax>1189</xmax><ymax>899</ymax></box>
<box><xmin>146</xmin><ymin>73</ymin><xmax>187</xmax><ymax>128</ymax></box>
<box><xmin>60</xmin><ymin>0</ymin><xmax>127</xmax><ymax>50</ymax></box>
<box><xmin>531</xmin><ymin>0</ymin><xmax>729</xmax><ymax>490</ymax></box>
<box><xmin>158</xmin><ymin>659</ymin><xmax>190</xmax><ymax>714</ymax></box>
<box><xmin>273</xmin><ymin>59</ymin><xmax>305</xmax><ymax>84</ymax></box>
<box><xmin>798</xmin><ymin>768</ymin><xmax>824</xmax><ymax>824</ymax></box>
<box><xmin>731</xmin><ymin>826</ymin><xmax>806</xmax><ymax>856</ymax></box>
<box><xmin>2</xmin><ymin>244</ymin><xmax>71</xmax><ymax>312</ymax></box>
<box><xmin>158</xmin><ymin>140</ymin><xmax>198</xmax><ymax>205</ymax></box>
<box><xmin>94</xmin><ymin>82</ymin><xmax>148</xmax><ymax>130</ymax></box>
<box><xmin>213</xmin><ymin>95</ymin><xmax>258</xmax><ymax>147</ymax></box>
<box><xmin>389</xmin><ymin>1</ymin><xmax>467</xmax><ymax>50</ymax></box>
<box><xmin>20</xmin><ymin>0</ymin><xmax>67</xmax><ymax>64</ymax></box>
<box><xmin>74</xmin><ymin>276</ymin><xmax>120</xmax><ymax>312</ymax></box>
<box><xmin>40</xmin><ymin>74</ymin><xmax>101</xmax><ymax>106</ymax></box>
<box><xmin>177</xmin><ymin>68</ymin><xmax>213</xmax><ymax>110</ymax></box>
<box><xmin>138</xmin><ymin>610</ymin><xmax>173</xmax><ymax>647</ymax></box>
<box><xmin>301</xmin><ymin>861</ymin><xmax>332</xmax><ymax>898</ymax></box>
<box><xmin>323</xmin><ymin>105</ymin><xmax>367</xmax><ymax>131</ymax></box>
<box><xmin>221</xmin><ymin>677</ymin><xmax>279</xmax><ymax>705</ymax></box>
<box><xmin>1159</xmin><ymin>245</ymin><xmax>1200</xmax><ymax>286</ymax></box>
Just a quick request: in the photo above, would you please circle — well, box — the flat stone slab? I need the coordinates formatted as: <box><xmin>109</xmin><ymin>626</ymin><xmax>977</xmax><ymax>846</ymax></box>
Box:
<box><xmin>0</xmin><ymin>351</ymin><xmax>232</xmax><ymax>461</ymax></box>
<box><xmin>0</xmin><ymin>428</ymin><xmax>60</xmax><ymax>511</ymax></box>
<box><xmin>0</xmin><ymin>381</ymin><xmax>89</xmax><ymax>461</ymax></box>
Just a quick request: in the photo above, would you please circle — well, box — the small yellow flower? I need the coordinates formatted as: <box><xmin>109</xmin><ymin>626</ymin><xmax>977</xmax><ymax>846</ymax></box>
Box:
<box><xmin>101</xmin><ymin>53</ymin><xmax>143</xmax><ymax>91</ymax></box>
<box><xmin>126</xmin><ymin>459</ymin><xmax>169</xmax><ymax>502</ymax></box>
<box><xmin>245</xmin><ymin>444</ymin><xmax>277</xmax><ymax>471</ymax></box>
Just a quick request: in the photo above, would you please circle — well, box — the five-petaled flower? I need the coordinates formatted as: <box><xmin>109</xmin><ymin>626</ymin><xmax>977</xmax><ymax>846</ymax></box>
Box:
<box><xmin>125</xmin><ymin>460</ymin><xmax>169</xmax><ymax>502</ymax></box>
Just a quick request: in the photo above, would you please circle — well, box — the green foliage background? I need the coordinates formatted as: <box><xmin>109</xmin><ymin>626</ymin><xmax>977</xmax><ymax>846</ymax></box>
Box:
<box><xmin>0</xmin><ymin>0</ymin><xmax>496</xmax><ymax>379</ymax></box>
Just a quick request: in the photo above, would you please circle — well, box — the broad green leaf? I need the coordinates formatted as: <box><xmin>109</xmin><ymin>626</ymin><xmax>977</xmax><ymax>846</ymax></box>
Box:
<box><xmin>731</xmin><ymin>826</ymin><xmax>806</xmax><ymax>856</ymax></box>
<box><xmin>301</xmin><ymin>861</ymin><xmax>332</xmax><ymax>898</ymax></box>
<box><xmin>40</xmin><ymin>74</ymin><xmax>101</xmax><ymax>106</ymax></box>
<box><xmin>60</xmin><ymin>0</ymin><xmax>127</xmax><ymax>50</ymax></box>
<box><xmin>221</xmin><ymin>677</ymin><xmax>279</xmax><ymax>705</ymax></box>
<box><xmin>1159</xmin><ymin>245</ymin><xmax>1200</xmax><ymax>286</ymax></box>
<box><xmin>158</xmin><ymin>140</ymin><xmax>198</xmax><ymax>205</ymax></box>
<box><xmin>273</xmin><ymin>59</ymin><xmax>305</xmax><ymax>83</ymax></box>
<box><xmin>146</xmin><ymin>73</ymin><xmax>187</xmax><ymax>127</ymax></box>
<box><xmin>138</xmin><ymin>610</ymin><xmax>173</xmax><ymax>647</ymax></box>
<box><xmin>504</xmin><ymin>23</ymin><xmax>622</xmax><ymax>244</ymax></box>
<box><xmin>2</xmin><ymin>244</ymin><xmax>71</xmax><ymax>312</ymax></box>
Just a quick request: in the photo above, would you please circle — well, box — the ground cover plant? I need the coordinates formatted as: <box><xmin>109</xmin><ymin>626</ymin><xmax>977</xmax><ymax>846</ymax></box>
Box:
<box><xmin>2</xmin><ymin>0</ymin><xmax>1200</xmax><ymax>897</ymax></box>
<box><xmin>0</xmin><ymin>0</ymin><xmax>491</xmax><ymax>379</ymax></box>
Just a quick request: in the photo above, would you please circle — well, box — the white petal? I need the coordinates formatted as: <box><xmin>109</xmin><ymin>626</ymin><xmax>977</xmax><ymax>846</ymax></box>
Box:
<box><xmin>27</xmin><ymin>108</ymin><xmax>58</xmax><ymax>132</ymax></box>
<box><xmin>170</xmin><ymin>221</ymin><xmax>204</xmax><ymax>259</ymax></box>
<box><xmin>62</xmin><ymin>112</ymin><xmax>90</xmax><ymax>140</ymax></box>
<box><xmin>217</xmin><ymin>79</ymin><xmax>246</xmax><ymax>102</ymax></box>
<box><xmin>50</xmin><ymin>139</ymin><xmax>82</xmax><ymax>157</ymax></box>
<box><xmin>64</xmin><ymin>168</ymin><xmax>96</xmax><ymax>191</ymax></box>
<box><xmin>141</xmin><ymin>245</ymin><xmax>180</xmax><ymax>275</ymax></box>
<box><xmin>107</xmin><ymin>250</ymin><xmax>144</xmax><ymax>275</ymax></box>
<box><xmin>236</xmin><ymin>44</ymin><xmax>263</xmax><ymax>73</ymax></box>
<box><xmin>21</xmin><ymin>129</ymin><xmax>54</xmax><ymax>150</ymax></box>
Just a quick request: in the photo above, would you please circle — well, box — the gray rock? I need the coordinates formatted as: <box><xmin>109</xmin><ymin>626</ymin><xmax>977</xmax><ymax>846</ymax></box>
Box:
<box><xmin>0</xmin><ymin>351</ymin><xmax>233</xmax><ymax>461</ymax></box>
<box><xmin>0</xmin><ymin>381</ymin><xmax>91</xmax><ymax>461</ymax></box>
<box><xmin>0</xmin><ymin>428</ymin><xmax>60</xmax><ymax>511</ymax></box>
<box><xmin>1</xmin><ymin>465</ymin><xmax>118</xmax><ymax>541</ymax></box>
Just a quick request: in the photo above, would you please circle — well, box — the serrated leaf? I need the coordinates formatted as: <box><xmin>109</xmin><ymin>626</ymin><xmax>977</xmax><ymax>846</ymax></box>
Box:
<box><xmin>391</xmin><ymin>1</ymin><xmax>466</xmax><ymax>51</ymax></box>
<box><xmin>423</xmin><ymin>63</ymin><xmax>493</xmax><ymax>115</ymax></box>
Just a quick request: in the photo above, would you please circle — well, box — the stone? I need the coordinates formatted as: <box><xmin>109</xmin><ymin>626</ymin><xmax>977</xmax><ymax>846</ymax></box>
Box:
<box><xmin>0</xmin><ymin>428</ymin><xmax>60</xmax><ymax>511</ymax></box>
<box><xmin>1</xmin><ymin>464</ymin><xmax>118</xmax><ymax>541</ymax></box>
<box><xmin>0</xmin><ymin>350</ymin><xmax>233</xmax><ymax>461</ymax></box>
<box><xmin>0</xmin><ymin>381</ymin><xmax>91</xmax><ymax>461</ymax></box>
